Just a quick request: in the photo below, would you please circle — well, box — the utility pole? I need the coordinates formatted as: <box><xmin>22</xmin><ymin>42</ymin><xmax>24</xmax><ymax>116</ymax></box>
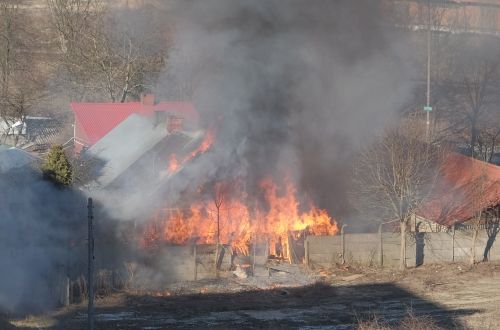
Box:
<box><xmin>424</xmin><ymin>0</ymin><xmax>432</xmax><ymax>141</ymax></box>
<box><xmin>87</xmin><ymin>198</ymin><xmax>94</xmax><ymax>330</ymax></box>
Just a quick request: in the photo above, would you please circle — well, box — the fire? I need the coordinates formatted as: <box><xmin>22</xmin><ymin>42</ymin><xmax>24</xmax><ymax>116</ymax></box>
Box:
<box><xmin>183</xmin><ymin>129</ymin><xmax>215</xmax><ymax>164</ymax></box>
<box><xmin>141</xmin><ymin>177</ymin><xmax>338</xmax><ymax>256</ymax></box>
<box><xmin>166</xmin><ymin>129</ymin><xmax>215</xmax><ymax>175</ymax></box>
<box><xmin>145</xmin><ymin>126</ymin><xmax>338</xmax><ymax>258</ymax></box>
<box><xmin>168</xmin><ymin>154</ymin><xmax>179</xmax><ymax>173</ymax></box>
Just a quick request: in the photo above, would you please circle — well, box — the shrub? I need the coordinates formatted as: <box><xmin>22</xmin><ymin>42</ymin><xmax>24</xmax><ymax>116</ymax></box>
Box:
<box><xmin>42</xmin><ymin>145</ymin><xmax>72</xmax><ymax>186</ymax></box>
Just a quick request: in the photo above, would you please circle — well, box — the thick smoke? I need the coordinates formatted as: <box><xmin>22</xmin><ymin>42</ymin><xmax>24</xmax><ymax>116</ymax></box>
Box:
<box><xmin>0</xmin><ymin>168</ymin><xmax>85</xmax><ymax>313</ymax></box>
<box><xmin>0</xmin><ymin>0</ymin><xmax>418</xmax><ymax>314</ymax></box>
<box><xmin>155</xmin><ymin>0</ymin><xmax>415</xmax><ymax>219</ymax></box>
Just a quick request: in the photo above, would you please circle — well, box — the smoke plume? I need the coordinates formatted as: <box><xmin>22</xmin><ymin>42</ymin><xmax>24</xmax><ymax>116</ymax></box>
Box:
<box><xmin>155</xmin><ymin>0</ymin><xmax>415</xmax><ymax>219</ymax></box>
<box><xmin>0</xmin><ymin>168</ymin><xmax>85</xmax><ymax>313</ymax></box>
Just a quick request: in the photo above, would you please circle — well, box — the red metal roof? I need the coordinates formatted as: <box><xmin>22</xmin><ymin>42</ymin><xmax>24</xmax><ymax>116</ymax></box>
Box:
<box><xmin>71</xmin><ymin>100</ymin><xmax>199</xmax><ymax>146</ymax></box>
<box><xmin>419</xmin><ymin>153</ymin><xmax>500</xmax><ymax>226</ymax></box>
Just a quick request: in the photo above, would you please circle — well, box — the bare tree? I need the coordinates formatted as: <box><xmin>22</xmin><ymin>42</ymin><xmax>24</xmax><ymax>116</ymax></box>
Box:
<box><xmin>211</xmin><ymin>181</ymin><xmax>226</xmax><ymax>273</ymax></box>
<box><xmin>0</xmin><ymin>2</ymin><xmax>48</xmax><ymax>145</ymax></box>
<box><xmin>476</xmin><ymin>113</ymin><xmax>500</xmax><ymax>163</ymax></box>
<box><xmin>483</xmin><ymin>206</ymin><xmax>500</xmax><ymax>262</ymax></box>
<box><xmin>47</xmin><ymin>0</ymin><xmax>166</xmax><ymax>102</ymax></box>
<box><xmin>438</xmin><ymin>36</ymin><xmax>500</xmax><ymax>160</ymax></box>
<box><xmin>0</xmin><ymin>3</ymin><xmax>22</xmax><ymax>126</ymax></box>
<box><xmin>352</xmin><ymin>118</ymin><xmax>443</xmax><ymax>270</ymax></box>
<box><xmin>467</xmin><ymin>159</ymin><xmax>500</xmax><ymax>264</ymax></box>
<box><xmin>468</xmin><ymin>160</ymin><xmax>489</xmax><ymax>264</ymax></box>
<box><xmin>459</xmin><ymin>61</ymin><xmax>496</xmax><ymax>156</ymax></box>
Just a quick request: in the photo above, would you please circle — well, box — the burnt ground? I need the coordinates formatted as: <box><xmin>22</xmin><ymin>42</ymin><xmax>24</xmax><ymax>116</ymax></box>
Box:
<box><xmin>6</xmin><ymin>262</ymin><xmax>500</xmax><ymax>329</ymax></box>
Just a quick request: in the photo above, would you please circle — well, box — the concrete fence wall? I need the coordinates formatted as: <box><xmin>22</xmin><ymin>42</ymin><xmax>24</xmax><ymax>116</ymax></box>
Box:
<box><xmin>155</xmin><ymin>244</ymin><xmax>233</xmax><ymax>282</ymax></box>
<box><xmin>305</xmin><ymin>229</ymin><xmax>500</xmax><ymax>268</ymax></box>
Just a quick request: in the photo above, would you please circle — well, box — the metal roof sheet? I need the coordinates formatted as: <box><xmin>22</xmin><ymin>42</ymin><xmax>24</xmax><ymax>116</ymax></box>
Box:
<box><xmin>419</xmin><ymin>153</ymin><xmax>500</xmax><ymax>226</ymax></box>
<box><xmin>71</xmin><ymin>101</ymin><xmax>199</xmax><ymax>146</ymax></box>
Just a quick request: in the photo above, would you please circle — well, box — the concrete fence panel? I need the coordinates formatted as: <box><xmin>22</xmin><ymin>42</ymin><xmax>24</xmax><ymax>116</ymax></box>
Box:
<box><xmin>305</xmin><ymin>228</ymin><xmax>500</xmax><ymax>269</ymax></box>
<box><xmin>345</xmin><ymin>233</ymin><xmax>380</xmax><ymax>267</ymax></box>
<box><xmin>420</xmin><ymin>232</ymin><xmax>453</xmax><ymax>264</ymax></box>
<box><xmin>305</xmin><ymin>235</ymin><xmax>341</xmax><ymax>268</ymax></box>
<box><xmin>381</xmin><ymin>233</ymin><xmax>402</xmax><ymax>267</ymax></box>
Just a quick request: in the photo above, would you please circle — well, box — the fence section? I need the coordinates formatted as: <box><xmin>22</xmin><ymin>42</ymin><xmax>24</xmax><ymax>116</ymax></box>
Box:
<box><xmin>306</xmin><ymin>228</ymin><xmax>500</xmax><ymax>268</ymax></box>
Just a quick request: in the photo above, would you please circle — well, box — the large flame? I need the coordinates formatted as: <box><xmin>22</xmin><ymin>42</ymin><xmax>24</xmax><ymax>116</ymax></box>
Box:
<box><xmin>141</xmin><ymin>177</ymin><xmax>338</xmax><ymax>255</ymax></box>
<box><xmin>146</xmin><ymin>127</ymin><xmax>338</xmax><ymax>256</ymax></box>
<box><xmin>184</xmin><ymin>129</ymin><xmax>215</xmax><ymax>164</ymax></box>
<box><xmin>167</xmin><ymin>129</ymin><xmax>215</xmax><ymax>174</ymax></box>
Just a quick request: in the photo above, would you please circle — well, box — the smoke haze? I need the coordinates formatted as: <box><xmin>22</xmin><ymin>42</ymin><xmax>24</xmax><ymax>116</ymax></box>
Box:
<box><xmin>0</xmin><ymin>0</ymin><xmax>419</xmax><ymax>312</ymax></box>
<box><xmin>0</xmin><ymin>169</ymin><xmax>85</xmax><ymax>313</ymax></box>
<box><xmin>155</xmin><ymin>0</ymin><xmax>415</xmax><ymax>218</ymax></box>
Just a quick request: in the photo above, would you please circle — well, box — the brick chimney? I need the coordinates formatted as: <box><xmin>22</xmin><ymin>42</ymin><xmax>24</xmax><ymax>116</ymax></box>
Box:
<box><xmin>167</xmin><ymin>114</ymin><xmax>184</xmax><ymax>133</ymax></box>
<box><xmin>140</xmin><ymin>93</ymin><xmax>155</xmax><ymax>107</ymax></box>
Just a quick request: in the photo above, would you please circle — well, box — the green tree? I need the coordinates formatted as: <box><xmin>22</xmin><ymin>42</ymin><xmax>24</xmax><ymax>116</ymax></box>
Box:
<box><xmin>42</xmin><ymin>145</ymin><xmax>72</xmax><ymax>186</ymax></box>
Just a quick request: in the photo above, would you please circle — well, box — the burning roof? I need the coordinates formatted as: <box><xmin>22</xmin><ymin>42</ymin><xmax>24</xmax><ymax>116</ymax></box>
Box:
<box><xmin>83</xmin><ymin>113</ymin><xmax>203</xmax><ymax>189</ymax></box>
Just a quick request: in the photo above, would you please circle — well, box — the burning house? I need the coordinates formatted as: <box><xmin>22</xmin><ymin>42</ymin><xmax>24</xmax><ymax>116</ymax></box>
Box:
<box><xmin>72</xmin><ymin>93</ymin><xmax>339</xmax><ymax>282</ymax></box>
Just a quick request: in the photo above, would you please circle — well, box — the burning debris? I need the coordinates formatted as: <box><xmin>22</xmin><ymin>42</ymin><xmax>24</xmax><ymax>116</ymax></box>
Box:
<box><xmin>142</xmin><ymin>177</ymin><xmax>337</xmax><ymax>257</ymax></box>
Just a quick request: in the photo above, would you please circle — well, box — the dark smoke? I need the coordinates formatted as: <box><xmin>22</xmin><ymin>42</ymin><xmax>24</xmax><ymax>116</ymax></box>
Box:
<box><xmin>0</xmin><ymin>0</ymin><xmax>419</xmax><ymax>314</ymax></box>
<box><xmin>156</xmin><ymin>0</ymin><xmax>415</xmax><ymax>219</ymax></box>
<box><xmin>0</xmin><ymin>168</ymin><xmax>85</xmax><ymax>313</ymax></box>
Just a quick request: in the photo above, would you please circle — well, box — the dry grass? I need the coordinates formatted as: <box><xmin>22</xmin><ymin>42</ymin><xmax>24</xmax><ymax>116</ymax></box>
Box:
<box><xmin>398</xmin><ymin>312</ymin><xmax>441</xmax><ymax>329</ymax></box>
<box><xmin>357</xmin><ymin>315</ymin><xmax>391</xmax><ymax>330</ymax></box>
<box><xmin>357</xmin><ymin>311</ymin><xmax>442</xmax><ymax>330</ymax></box>
<box><xmin>9</xmin><ymin>314</ymin><xmax>58</xmax><ymax>328</ymax></box>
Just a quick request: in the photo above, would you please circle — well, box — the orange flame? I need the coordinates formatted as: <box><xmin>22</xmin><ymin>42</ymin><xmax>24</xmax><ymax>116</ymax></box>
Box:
<box><xmin>141</xmin><ymin>177</ymin><xmax>338</xmax><ymax>256</ymax></box>
<box><xmin>183</xmin><ymin>129</ymin><xmax>215</xmax><ymax>164</ymax></box>
<box><xmin>165</xmin><ymin>129</ymin><xmax>215</xmax><ymax>175</ymax></box>
<box><xmin>168</xmin><ymin>154</ymin><xmax>179</xmax><ymax>173</ymax></box>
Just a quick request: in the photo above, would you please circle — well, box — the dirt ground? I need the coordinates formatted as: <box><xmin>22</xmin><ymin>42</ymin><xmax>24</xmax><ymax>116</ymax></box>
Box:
<box><xmin>5</xmin><ymin>262</ymin><xmax>500</xmax><ymax>329</ymax></box>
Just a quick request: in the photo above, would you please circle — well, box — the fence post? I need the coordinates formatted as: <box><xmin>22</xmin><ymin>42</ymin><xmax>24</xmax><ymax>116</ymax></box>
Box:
<box><xmin>305</xmin><ymin>239</ymin><xmax>310</xmax><ymax>269</ymax></box>
<box><xmin>87</xmin><ymin>197</ymin><xmax>94</xmax><ymax>330</ymax></box>
<box><xmin>452</xmin><ymin>224</ymin><xmax>455</xmax><ymax>263</ymax></box>
<box><xmin>252</xmin><ymin>240</ymin><xmax>256</xmax><ymax>274</ymax></box>
<box><xmin>341</xmin><ymin>225</ymin><xmax>347</xmax><ymax>264</ymax></box>
<box><xmin>193</xmin><ymin>244</ymin><xmax>197</xmax><ymax>281</ymax></box>
<box><xmin>378</xmin><ymin>223</ymin><xmax>384</xmax><ymax>268</ymax></box>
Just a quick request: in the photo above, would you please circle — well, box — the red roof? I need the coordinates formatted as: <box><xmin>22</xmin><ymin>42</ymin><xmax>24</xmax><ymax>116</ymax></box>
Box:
<box><xmin>71</xmin><ymin>100</ymin><xmax>199</xmax><ymax>146</ymax></box>
<box><xmin>419</xmin><ymin>153</ymin><xmax>500</xmax><ymax>226</ymax></box>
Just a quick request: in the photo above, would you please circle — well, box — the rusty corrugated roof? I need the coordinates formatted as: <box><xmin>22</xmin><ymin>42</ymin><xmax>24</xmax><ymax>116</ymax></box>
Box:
<box><xmin>419</xmin><ymin>153</ymin><xmax>500</xmax><ymax>226</ymax></box>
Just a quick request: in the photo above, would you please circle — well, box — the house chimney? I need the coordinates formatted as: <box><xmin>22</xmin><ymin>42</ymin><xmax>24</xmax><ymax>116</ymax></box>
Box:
<box><xmin>167</xmin><ymin>114</ymin><xmax>184</xmax><ymax>133</ymax></box>
<box><xmin>140</xmin><ymin>93</ymin><xmax>155</xmax><ymax>107</ymax></box>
